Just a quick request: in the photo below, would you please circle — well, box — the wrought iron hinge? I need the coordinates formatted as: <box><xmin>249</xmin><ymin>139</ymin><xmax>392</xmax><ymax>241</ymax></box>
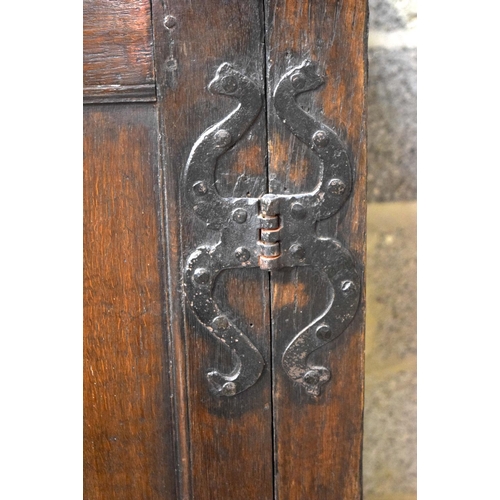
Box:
<box><xmin>183</xmin><ymin>61</ymin><xmax>360</xmax><ymax>397</ymax></box>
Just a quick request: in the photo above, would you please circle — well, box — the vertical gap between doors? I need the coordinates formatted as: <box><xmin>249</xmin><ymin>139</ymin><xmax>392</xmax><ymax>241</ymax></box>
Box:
<box><xmin>261</xmin><ymin>1</ymin><xmax>278</xmax><ymax>499</ymax></box>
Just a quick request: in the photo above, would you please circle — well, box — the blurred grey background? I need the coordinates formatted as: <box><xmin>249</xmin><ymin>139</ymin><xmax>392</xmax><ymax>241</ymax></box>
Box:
<box><xmin>363</xmin><ymin>0</ymin><xmax>416</xmax><ymax>499</ymax></box>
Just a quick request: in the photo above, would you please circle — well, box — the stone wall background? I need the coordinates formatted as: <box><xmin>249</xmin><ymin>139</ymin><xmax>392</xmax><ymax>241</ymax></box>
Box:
<box><xmin>363</xmin><ymin>0</ymin><xmax>417</xmax><ymax>499</ymax></box>
<box><xmin>367</xmin><ymin>0</ymin><xmax>417</xmax><ymax>203</ymax></box>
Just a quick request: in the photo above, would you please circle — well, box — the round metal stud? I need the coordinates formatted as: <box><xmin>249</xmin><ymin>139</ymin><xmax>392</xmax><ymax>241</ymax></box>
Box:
<box><xmin>232</xmin><ymin>208</ymin><xmax>248</xmax><ymax>224</ymax></box>
<box><xmin>313</xmin><ymin>130</ymin><xmax>329</xmax><ymax>148</ymax></box>
<box><xmin>291</xmin><ymin>202</ymin><xmax>307</xmax><ymax>220</ymax></box>
<box><xmin>316</xmin><ymin>324</ymin><xmax>333</xmax><ymax>342</ymax></box>
<box><xmin>341</xmin><ymin>280</ymin><xmax>355</xmax><ymax>293</ymax></box>
<box><xmin>221</xmin><ymin>75</ymin><xmax>238</xmax><ymax>93</ymax></box>
<box><xmin>235</xmin><ymin>247</ymin><xmax>251</xmax><ymax>262</ymax></box>
<box><xmin>328</xmin><ymin>178</ymin><xmax>346</xmax><ymax>195</ymax></box>
<box><xmin>221</xmin><ymin>382</ymin><xmax>237</xmax><ymax>396</ymax></box>
<box><xmin>212</xmin><ymin>315</ymin><xmax>229</xmax><ymax>331</ymax></box>
<box><xmin>193</xmin><ymin>268</ymin><xmax>210</xmax><ymax>285</ymax></box>
<box><xmin>193</xmin><ymin>181</ymin><xmax>208</xmax><ymax>196</ymax></box>
<box><xmin>214</xmin><ymin>129</ymin><xmax>232</xmax><ymax>148</ymax></box>
<box><xmin>290</xmin><ymin>72</ymin><xmax>306</xmax><ymax>90</ymax></box>
<box><xmin>164</xmin><ymin>15</ymin><xmax>177</xmax><ymax>29</ymax></box>
<box><xmin>289</xmin><ymin>244</ymin><xmax>306</xmax><ymax>261</ymax></box>
<box><xmin>303</xmin><ymin>370</ymin><xmax>320</xmax><ymax>386</ymax></box>
<box><xmin>165</xmin><ymin>59</ymin><xmax>177</xmax><ymax>71</ymax></box>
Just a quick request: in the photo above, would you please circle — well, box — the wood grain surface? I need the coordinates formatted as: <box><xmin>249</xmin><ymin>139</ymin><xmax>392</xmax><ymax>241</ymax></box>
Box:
<box><xmin>83</xmin><ymin>104</ymin><xmax>176</xmax><ymax>499</ymax></box>
<box><xmin>265</xmin><ymin>1</ymin><xmax>368</xmax><ymax>499</ymax></box>
<box><xmin>83</xmin><ymin>0</ymin><xmax>156</xmax><ymax>103</ymax></box>
<box><xmin>151</xmin><ymin>1</ymin><xmax>273</xmax><ymax>499</ymax></box>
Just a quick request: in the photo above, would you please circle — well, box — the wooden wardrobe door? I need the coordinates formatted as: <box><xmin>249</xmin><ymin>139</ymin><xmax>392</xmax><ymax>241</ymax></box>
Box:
<box><xmin>84</xmin><ymin>1</ymin><xmax>367</xmax><ymax>498</ymax></box>
<box><xmin>265</xmin><ymin>1</ymin><xmax>368</xmax><ymax>498</ymax></box>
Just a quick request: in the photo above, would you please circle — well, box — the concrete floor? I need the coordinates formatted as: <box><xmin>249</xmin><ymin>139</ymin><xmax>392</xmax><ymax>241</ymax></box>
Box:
<box><xmin>363</xmin><ymin>202</ymin><xmax>417</xmax><ymax>500</ymax></box>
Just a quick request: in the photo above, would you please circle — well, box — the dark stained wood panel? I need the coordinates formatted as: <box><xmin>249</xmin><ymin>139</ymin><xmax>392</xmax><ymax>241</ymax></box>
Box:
<box><xmin>83</xmin><ymin>0</ymin><xmax>156</xmax><ymax>103</ymax></box>
<box><xmin>151</xmin><ymin>1</ymin><xmax>274</xmax><ymax>498</ymax></box>
<box><xmin>265</xmin><ymin>0</ymin><xmax>368</xmax><ymax>498</ymax></box>
<box><xmin>83</xmin><ymin>104</ymin><xmax>176</xmax><ymax>499</ymax></box>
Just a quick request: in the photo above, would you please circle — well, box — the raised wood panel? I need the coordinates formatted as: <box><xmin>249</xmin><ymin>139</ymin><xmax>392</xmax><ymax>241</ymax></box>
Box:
<box><xmin>83</xmin><ymin>0</ymin><xmax>156</xmax><ymax>103</ymax></box>
<box><xmin>265</xmin><ymin>0</ymin><xmax>368</xmax><ymax>498</ymax></box>
<box><xmin>83</xmin><ymin>104</ymin><xmax>176</xmax><ymax>499</ymax></box>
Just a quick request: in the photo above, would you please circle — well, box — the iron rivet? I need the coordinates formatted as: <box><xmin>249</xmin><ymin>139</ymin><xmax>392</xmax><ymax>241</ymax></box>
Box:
<box><xmin>166</xmin><ymin>59</ymin><xmax>177</xmax><ymax>71</ymax></box>
<box><xmin>341</xmin><ymin>280</ymin><xmax>355</xmax><ymax>293</ymax></box>
<box><xmin>221</xmin><ymin>382</ymin><xmax>237</xmax><ymax>396</ymax></box>
<box><xmin>328</xmin><ymin>178</ymin><xmax>346</xmax><ymax>195</ymax></box>
<box><xmin>313</xmin><ymin>130</ymin><xmax>329</xmax><ymax>148</ymax></box>
<box><xmin>291</xmin><ymin>202</ymin><xmax>307</xmax><ymax>220</ymax></box>
<box><xmin>316</xmin><ymin>325</ymin><xmax>333</xmax><ymax>341</ymax></box>
<box><xmin>303</xmin><ymin>370</ymin><xmax>320</xmax><ymax>386</ymax></box>
<box><xmin>212</xmin><ymin>315</ymin><xmax>229</xmax><ymax>331</ymax></box>
<box><xmin>232</xmin><ymin>208</ymin><xmax>248</xmax><ymax>223</ymax></box>
<box><xmin>193</xmin><ymin>181</ymin><xmax>208</xmax><ymax>196</ymax></box>
<box><xmin>164</xmin><ymin>15</ymin><xmax>177</xmax><ymax>29</ymax></box>
<box><xmin>235</xmin><ymin>247</ymin><xmax>251</xmax><ymax>262</ymax></box>
<box><xmin>221</xmin><ymin>75</ymin><xmax>238</xmax><ymax>93</ymax></box>
<box><xmin>214</xmin><ymin>129</ymin><xmax>231</xmax><ymax>148</ymax></box>
<box><xmin>291</xmin><ymin>72</ymin><xmax>306</xmax><ymax>90</ymax></box>
<box><xmin>289</xmin><ymin>244</ymin><xmax>306</xmax><ymax>261</ymax></box>
<box><xmin>193</xmin><ymin>268</ymin><xmax>210</xmax><ymax>285</ymax></box>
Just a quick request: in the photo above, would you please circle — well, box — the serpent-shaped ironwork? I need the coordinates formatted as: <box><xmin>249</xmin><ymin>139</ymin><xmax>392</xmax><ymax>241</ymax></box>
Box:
<box><xmin>183</xmin><ymin>61</ymin><xmax>360</xmax><ymax>397</ymax></box>
<box><xmin>184</xmin><ymin>62</ymin><xmax>263</xmax><ymax>229</ymax></box>
<box><xmin>272</xmin><ymin>61</ymin><xmax>360</xmax><ymax>396</ymax></box>
<box><xmin>183</xmin><ymin>63</ymin><xmax>265</xmax><ymax>397</ymax></box>
<box><xmin>273</xmin><ymin>60</ymin><xmax>352</xmax><ymax>220</ymax></box>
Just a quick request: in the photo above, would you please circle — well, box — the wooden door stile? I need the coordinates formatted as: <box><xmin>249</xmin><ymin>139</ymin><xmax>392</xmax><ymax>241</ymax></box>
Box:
<box><xmin>264</xmin><ymin>1</ymin><xmax>368</xmax><ymax>498</ymax></box>
<box><xmin>151</xmin><ymin>2</ymin><xmax>274</xmax><ymax>499</ymax></box>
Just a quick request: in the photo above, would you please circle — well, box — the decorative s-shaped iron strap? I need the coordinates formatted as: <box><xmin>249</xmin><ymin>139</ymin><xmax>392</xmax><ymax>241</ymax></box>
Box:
<box><xmin>183</xmin><ymin>61</ymin><xmax>360</xmax><ymax>397</ymax></box>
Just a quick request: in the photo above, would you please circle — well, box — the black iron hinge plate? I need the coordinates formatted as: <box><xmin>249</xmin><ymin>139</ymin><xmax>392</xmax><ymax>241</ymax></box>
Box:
<box><xmin>183</xmin><ymin>62</ymin><xmax>360</xmax><ymax>397</ymax></box>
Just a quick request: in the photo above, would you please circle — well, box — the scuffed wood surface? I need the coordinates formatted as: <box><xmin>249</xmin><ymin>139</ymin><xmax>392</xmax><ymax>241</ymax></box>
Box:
<box><xmin>83</xmin><ymin>0</ymin><xmax>156</xmax><ymax>103</ymax></box>
<box><xmin>83</xmin><ymin>104</ymin><xmax>176</xmax><ymax>499</ymax></box>
<box><xmin>151</xmin><ymin>1</ymin><xmax>274</xmax><ymax>498</ymax></box>
<box><xmin>265</xmin><ymin>0</ymin><xmax>368</xmax><ymax>498</ymax></box>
